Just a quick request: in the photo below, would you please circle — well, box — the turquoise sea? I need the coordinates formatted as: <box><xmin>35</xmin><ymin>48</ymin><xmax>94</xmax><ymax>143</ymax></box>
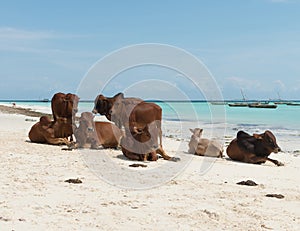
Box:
<box><xmin>1</xmin><ymin>100</ymin><xmax>299</xmax><ymax>153</ymax></box>
<box><xmin>1</xmin><ymin>100</ymin><xmax>299</xmax><ymax>131</ymax></box>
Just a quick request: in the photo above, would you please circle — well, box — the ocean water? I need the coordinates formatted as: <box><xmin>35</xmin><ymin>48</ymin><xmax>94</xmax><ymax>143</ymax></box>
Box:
<box><xmin>1</xmin><ymin>100</ymin><xmax>299</xmax><ymax>141</ymax></box>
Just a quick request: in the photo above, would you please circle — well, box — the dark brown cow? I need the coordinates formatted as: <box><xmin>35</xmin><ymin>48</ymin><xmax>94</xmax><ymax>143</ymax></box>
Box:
<box><xmin>74</xmin><ymin>112</ymin><xmax>122</xmax><ymax>149</ymax></box>
<box><xmin>51</xmin><ymin>92</ymin><xmax>79</xmax><ymax>140</ymax></box>
<box><xmin>226</xmin><ymin>130</ymin><xmax>283</xmax><ymax>166</ymax></box>
<box><xmin>28</xmin><ymin>116</ymin><xmax>72</xmax><ymax>145</ymax></box>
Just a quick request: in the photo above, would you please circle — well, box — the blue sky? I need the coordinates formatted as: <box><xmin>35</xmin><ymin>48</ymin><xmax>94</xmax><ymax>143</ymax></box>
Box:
<box><xmin>1</xmin><ymin>0</ymin><xmax>300</xmax><ymax>100</ymax></box>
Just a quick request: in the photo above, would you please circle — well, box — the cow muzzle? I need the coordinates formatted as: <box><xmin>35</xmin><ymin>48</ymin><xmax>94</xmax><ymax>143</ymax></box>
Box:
<box><xmin>92</xmin><ymin>108</ymin><xmax>98</xmax><ymax>114</ymax></box>
<box><xmin>274</xmin><ymin>147</ymin><xmax>281</xmax><ymax>153</ymax></box>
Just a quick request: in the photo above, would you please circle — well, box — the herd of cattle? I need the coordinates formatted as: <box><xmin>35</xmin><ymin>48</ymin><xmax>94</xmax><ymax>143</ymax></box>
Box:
<box><xmin>28</xmin><ymin>92</ymin><xmax>283</xmax><ymax>166</ymax></box>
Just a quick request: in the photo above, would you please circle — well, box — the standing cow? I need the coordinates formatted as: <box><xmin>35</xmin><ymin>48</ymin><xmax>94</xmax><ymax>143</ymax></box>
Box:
<box><xmin>93</xmin><ymin>93</ymin><xmax>162</xmax><ymax>147</ymax></box>
<box><xmin>51</xmin><ymin>92</ymin><xmax>79</xmax><ymax>140</ymax></box>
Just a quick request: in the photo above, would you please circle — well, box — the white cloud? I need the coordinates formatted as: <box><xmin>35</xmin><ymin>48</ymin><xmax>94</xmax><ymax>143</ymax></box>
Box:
<box><xmin>0</xmin><ymin>27</ymin><xmax>100</xmax><ymax>60</ymax></box>
<box><xmin>0</xmin><ymin>27</ymin><xmax>57</xmax><ymax>40</ymax></box>
<box><xmin>0</xmin><ymin>27</ymin><xmax>89</xmax><ymax>40</ymax></box>
<box><xmin>226</xmin><ymin>76</ymin><xmax>262</xmax><ymax>90</ymax></box>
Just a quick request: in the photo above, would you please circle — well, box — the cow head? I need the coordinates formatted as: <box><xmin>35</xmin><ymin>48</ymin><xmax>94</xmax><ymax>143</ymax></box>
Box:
<box><xmin>93</xmin><ymin>94</ymin><xmax>108</xmax><ymax>115</ymax></box>
<box><xmin>39</xmin><ymin>116</ymin><xmax>52</xmax><ymax>126</ymax></box>
<box><xmin>79</xmin><ymin>112</ymin><xmax>96</xmax><ymax>132</ymax></box>
<box><xmin>40</xmin><ymin>116</ymin><xmax>51</xmax><ymax>128</ymax></box>
<box><xmin>253</xmin><ymin>130</ymin><xmax>281</xmax><ymax>154</ymax></box>
<box><xmin>65</xmin><ymin>93</ymin><xmax>79</xmax><ymax>115</ymax></box>
<box><xmin>189</xmin><ymin>128</ymin><xmax>203</xmax><ymax>139</ymax></box>
<box><xmin>92</xmin><ymin>93</ymin><xmax>124</xmax><ymax>118</ymax></box>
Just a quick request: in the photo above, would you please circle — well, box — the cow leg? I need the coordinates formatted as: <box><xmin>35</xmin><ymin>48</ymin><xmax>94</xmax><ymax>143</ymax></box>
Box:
<box><xmin>266</xmin><ymin>157</ymin><xmax>284</xmax><ymax>166</ymax></box>
<box><xmin>156</xmin><ymin>147</ymin><xmax>180</xmax><ymax>162</ymax></box>
<box><xmin>155</xmin><ymin>146</ymin><xmax>170</xmax><ymax>160</ymax></box>
<box><xmin>156</xmin><ymin>120</ymin><xmax>163</xmax><ymax>148</ymax></box>
<box><xmin>69</xmin><ymin>135</ymin><xmax>74</xmax><ymax>142</ymax></box>
<box><xmin>247</xmin><ymin>155</ymin><xmax>283</xmax><ymax>166</ymax></box>
<box><xmin>45</xmin><ymin>137</ymin><xmax>71</xmax><ymax>146</ymax></box>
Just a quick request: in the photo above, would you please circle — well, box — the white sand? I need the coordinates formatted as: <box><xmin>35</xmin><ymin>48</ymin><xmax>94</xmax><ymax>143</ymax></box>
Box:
<box><xmin>0</xmin><ymin>111</ymin><xmax>299</xmax><ymax>230</ymax></box>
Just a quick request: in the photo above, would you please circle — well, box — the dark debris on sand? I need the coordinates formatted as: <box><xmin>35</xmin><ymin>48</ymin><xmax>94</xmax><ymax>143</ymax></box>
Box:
<box><xmin>236</xmin><ymin>180</ymin><xmax>258</xmax><ymax>186</ymax></box>
<box><xmin>129</xmin><ymin>163</ymin><xmax>147</xmax><ymax>168</ymax></box>
<box><xmin>265</xmin><ymin>194</ymin><xmax>284</xmax><ymax>199</ymax></box>
<box><xmin>65</xmin><ymin>178</ymin><xmax>82</xmax><ymax>184</ymax></box>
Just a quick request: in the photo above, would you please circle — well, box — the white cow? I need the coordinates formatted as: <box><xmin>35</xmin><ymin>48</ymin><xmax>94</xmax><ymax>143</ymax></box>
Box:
<box><xmin>188</xmin><ymin>128</ymin><xmax>223</xmax><ymax>158</ymax></box>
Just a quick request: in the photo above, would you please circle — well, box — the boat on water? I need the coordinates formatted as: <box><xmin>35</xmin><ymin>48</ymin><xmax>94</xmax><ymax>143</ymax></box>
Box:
<box><xmin>228</xmin><ymin>89</ymin><xmax>249</xmax><ymax>107</ymax></box>
<box><xmin>273</xmin><ymin>92</ymin><xmax>291</xmax><ymax>105</ymax></box>
<box><xmin>286</xmin><ymin>102</ymin><xmax>300</xmax><ymax>106</ymax></box>
<box><xmin>228</xmin><ymin>102</ymin><xmax>249</xmax><ymax>107</ymax></box>
<box><xmin>274</xmin><ymin>101</ymin><xmax>288</xmax><ymax>105</ymax></box>
<box><xmin>40</xmin><ymin>98</ymin><xmax>50</xmax><ymax>102</ymax></box>
<box><xmin>210</xmin><ymin>101</ymin><xmax>227</xmax><ymax>105</ymax></box>
<box><xmin>248</xmin><ymin>103</ymin><xmax>277</xmax><ymax>109</ymax></box>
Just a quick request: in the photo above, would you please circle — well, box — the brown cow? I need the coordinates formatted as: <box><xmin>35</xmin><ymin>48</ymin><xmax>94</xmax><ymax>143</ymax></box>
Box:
<box><xmin>121</xmin><ymin>125</ymin><xmax>179</xmax><ymax>162</ymax></box>
<box><xmin>121</xmin><ymin>128</ymin><xmax>158</xmax><ymax>161</ymax></box>
<box><xmin>28</xmin><ymin>116</ymin><xmax>72</xmax><ymax>145</ymax></box>
<box><xmin>226</xmin><ymin>130</ymin><xmax>283</xmax><ymax>166</ymax></box>
<box><xmin>92</xmin><ymin>92</ymin><xmax>142</xmax><ymax>126</ymax></box>
<box><xmin>74</xmin><ymin>112</ymin><xmax>122</xmax><ymax>149</ymax></box>
<box><xmin>93</xmin><ymin>93</ymin><xmax>163</xmax><ymax>148</ymax></box>
<box><xmin>51</xmin><ymin>92</ymin><xmax>79</xmax><ymax>140</ymax></box>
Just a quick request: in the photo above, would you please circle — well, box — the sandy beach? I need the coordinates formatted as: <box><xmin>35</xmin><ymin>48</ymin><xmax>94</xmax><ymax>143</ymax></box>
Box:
<box><xmin>0</xmin><ymin>105</ymin><xmax>299</xmax><ymax>230</ymax></box>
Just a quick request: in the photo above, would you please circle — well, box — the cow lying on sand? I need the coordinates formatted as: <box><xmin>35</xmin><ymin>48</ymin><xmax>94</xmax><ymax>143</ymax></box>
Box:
<box><xmin>28</xmin><ymin>116</ymin><xmax>72</xmax><ymax>145</ymax></box>
<box><xmin>226</xmin><ymin>130</ymin><xmax>283</xmax><ymax>166</ymax></box>
<box><xmin>121</xmin><ymin>125</ymin><xmax>180</xmax><ymax>162</ymax></box>
<box><xmin>188</xmin><ymin>128</ymin><xmax>223</xmax><ymax>158</ymax></box>
<box><xmin>74</xmin><ymin>112</ymin><xmax>122</xmax><ymax>149</ymax></box>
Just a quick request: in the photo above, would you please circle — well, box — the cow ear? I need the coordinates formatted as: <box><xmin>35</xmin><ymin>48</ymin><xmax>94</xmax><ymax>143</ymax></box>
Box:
<box><xmin>114</xmin><ymin>92</ymin><xmax>124</xmax><ymax>98</ymax></box>
<box><xmin>196</xmin><ymin>129</ymin><xmax>203</xmax><ymax>137</ymax></box>
<box><xmin>253</xmin><ymin>133</ymin><xmax>263</xmax><ymax>140</ymax></box>
<box><xmin>115</xmin><ymin>93</ymin><xmax>124</xmax><ymax>101</ymax></box>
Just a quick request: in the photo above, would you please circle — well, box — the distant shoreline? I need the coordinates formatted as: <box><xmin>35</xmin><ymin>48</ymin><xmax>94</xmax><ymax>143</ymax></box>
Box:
<box><xmin>0</xmin><ymin>99</ymin><xmax>300</xmax><ymax>103</ymax></box>
<box><xmin>0</xmin><ymin>104</ymin><xmax>52</xmax><ymax>118</ymax></box>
